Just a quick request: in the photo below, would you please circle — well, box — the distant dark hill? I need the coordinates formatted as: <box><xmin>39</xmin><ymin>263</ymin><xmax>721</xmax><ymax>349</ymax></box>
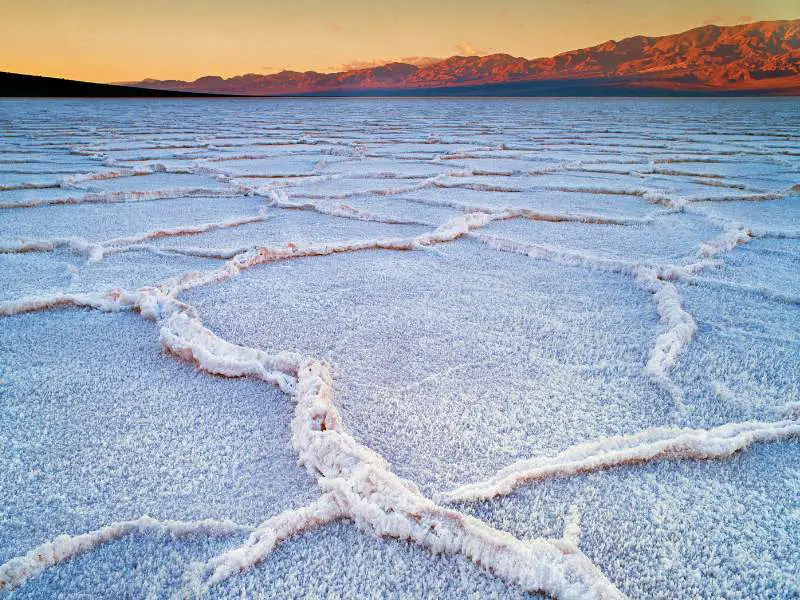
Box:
<box><xmin>0</xmin><ymin>72</ymin><xmax>217</xmax><ymax>97</ymax></box>
<box><xmin>130</xmin><ymin>19</ymin><xmax>800</xmax><ymax>96</ymax></box>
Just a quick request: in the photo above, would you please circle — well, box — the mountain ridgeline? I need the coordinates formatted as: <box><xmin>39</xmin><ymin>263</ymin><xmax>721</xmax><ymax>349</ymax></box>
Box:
<box><xmin>130</xmin><ymin>19</ymin><xmax>800</xmax><ymax>96</ymax></box>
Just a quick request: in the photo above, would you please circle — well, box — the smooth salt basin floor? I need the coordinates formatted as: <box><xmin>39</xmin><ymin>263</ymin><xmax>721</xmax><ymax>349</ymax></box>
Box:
<box><xmin>13</xmin><ymin>523</ymin><xmax>540</xmax><ymax>600</ymax></box>
<box><xmin>1</xmin><ymin>98</ymin><xmax>799</xmax><ymax>598</ymax></box>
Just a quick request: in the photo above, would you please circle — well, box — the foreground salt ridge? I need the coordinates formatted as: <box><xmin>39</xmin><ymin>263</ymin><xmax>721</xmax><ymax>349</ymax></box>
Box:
<box><xmin>0</xmin><ymin>187</ymin><xmax>242</xmax><ymax>210</ymax></box>
<box><xmin>59</xmin><ymin>165</ymin><xmax>176</xmax><ymax>188</ymax></box>
<box><xmin>437</xmin><ymin>420</ymin><xmax>800</xmax><ymax>503</ymax></box>
<box><xmin>0</xmin><ymin>181</ymin><xmax>60</xmax><ymax>192</ymax></box>
<box><xmin>470</xmin><ymin>233</ymin><xmax>699</xmax><ymax>395</ymax></box>
<box><xmin>0</xmin><ymin>289</ymin><xmax>145</xmax><ymax>317</ymax></box>
<box><xmin>395</xmin><ymin>187</ymin><xmax>659</xmax><ymax>225</ymax></box>
<box><xmin>256</xmin><ymin>186</ymin><xmax>435</xmax><ymax>226</ymax></box>
<box><xmin>190</xmin><ymin>357</ymin><xmax>626</xmax><ymax>599</ymax></box>
<box><xmin>153</xmin><ymin>212</ymin><xmax>496</xmax><ymax>297</ymax></box>
<box><xmin>0</xmin><ymin>516</ymin><xmax>250</xmax><ymax>591</ymax></box>
<box><xmin>193</xmin><ymin>493</ymin><xmax>345</xmax><ymax>588</ymax></box>
<box><xmin>159</xmin><ymin>310</ymin><xmax>300</xmax><ymax>394</ymax></box>
<box><xmin>0</xmin><ymin>214</ymin><xmax>266</xmax><ymax>262</ymax></box>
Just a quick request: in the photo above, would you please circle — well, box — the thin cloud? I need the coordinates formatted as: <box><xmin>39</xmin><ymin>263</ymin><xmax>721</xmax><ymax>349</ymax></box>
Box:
<box><xmin>262</xmin><ymin>65</ymin><xmax>309</xmax><ymax>74</ymax></box>
<box><xmin>455</xmin><ymin>41</ymin><xmax>491</xmax><ymax>56</ymax></box>
<box><xmin>703</xmin><ymin>14</ymin><xmax>755</xmax><ymax>27</ymax></box>
<box><xmin>329</xmin><ymin>56</ymin><xmax>442</xmax><ymax>72</ymax></box>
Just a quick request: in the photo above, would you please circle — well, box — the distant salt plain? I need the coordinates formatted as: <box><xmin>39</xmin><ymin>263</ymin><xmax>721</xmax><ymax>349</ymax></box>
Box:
<box><xmin>0</xmin><ymin>98</ymin><xmax>798</xmax><ymax>599</ymax></box>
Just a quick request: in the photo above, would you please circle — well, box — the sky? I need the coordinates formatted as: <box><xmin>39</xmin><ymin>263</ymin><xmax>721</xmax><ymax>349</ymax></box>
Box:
<box><xmin>1</xmin><ymin>0</ymin><xmax>797</xmax><ymax>82</ymax></box>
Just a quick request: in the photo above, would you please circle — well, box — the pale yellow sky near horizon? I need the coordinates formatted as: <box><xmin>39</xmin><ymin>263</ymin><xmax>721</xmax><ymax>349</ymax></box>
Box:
<box><xmin>1</xmin><ymin>0</ymin><xmax>797</xmax><ymax>83</ymax></box>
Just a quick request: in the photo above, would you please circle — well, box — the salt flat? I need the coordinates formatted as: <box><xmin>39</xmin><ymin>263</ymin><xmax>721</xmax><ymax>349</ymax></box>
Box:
<box><xmin>0</xmin><ymin>98</ymin><xmax>798</xmax><ymax>599</ymax></box>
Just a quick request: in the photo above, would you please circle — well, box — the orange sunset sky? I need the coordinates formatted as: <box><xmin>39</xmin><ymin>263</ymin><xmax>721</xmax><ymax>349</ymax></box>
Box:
<box><xmin>1</xmin><ymin>0</ymin><xmax>797</xmax><ymax>83</ymax></box>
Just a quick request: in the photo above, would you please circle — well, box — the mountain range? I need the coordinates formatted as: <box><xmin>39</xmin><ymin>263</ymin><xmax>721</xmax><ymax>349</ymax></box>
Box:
<box><xmin>128</xmin><ymin>19</ymin><xmax>800</xmax><ymax>96</ymax></box>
